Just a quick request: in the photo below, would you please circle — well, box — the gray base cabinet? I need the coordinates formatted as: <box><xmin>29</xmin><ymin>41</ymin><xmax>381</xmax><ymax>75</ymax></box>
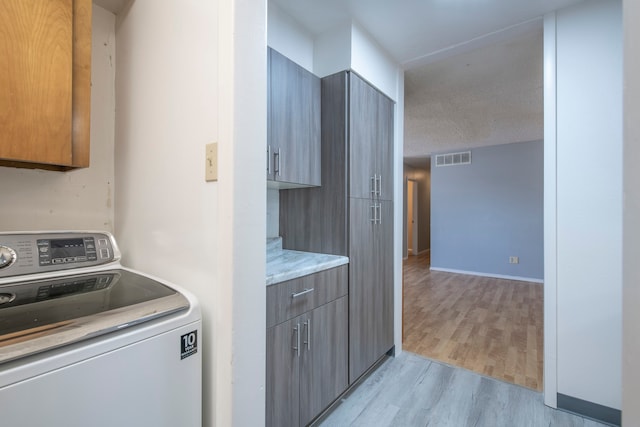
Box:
<box><xmin>266</xmin><ymin>266</ymin><xmax>348</xmax><ymax>427</ymax></box>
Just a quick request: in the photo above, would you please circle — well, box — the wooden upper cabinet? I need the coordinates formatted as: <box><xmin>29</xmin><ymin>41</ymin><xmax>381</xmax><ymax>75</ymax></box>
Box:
<box><xmin>0</xmin><ymin>0</ymin><xmax>91</xmax><ymax>170</ymax></box>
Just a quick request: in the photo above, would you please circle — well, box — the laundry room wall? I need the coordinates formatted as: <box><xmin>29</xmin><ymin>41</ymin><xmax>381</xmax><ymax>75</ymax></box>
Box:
<box><xmin>0</xmin><ymin>5</ymin><xmax>116</xmax><ymax>232</ymax></box>
<box><xmin>114</xmin><ymin>0</ymin><xmax>266</xmax><ymax>426</ymax></box>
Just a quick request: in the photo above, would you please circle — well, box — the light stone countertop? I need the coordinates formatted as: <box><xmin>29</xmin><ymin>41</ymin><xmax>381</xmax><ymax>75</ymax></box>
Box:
<box><xmin>266</xmin><ymin>237</ymin><xmax>349</xmax><ymax>286</ymax></box>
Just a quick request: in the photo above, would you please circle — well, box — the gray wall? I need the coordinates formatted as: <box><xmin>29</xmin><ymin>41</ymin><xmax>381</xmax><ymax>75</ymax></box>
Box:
<box><xmin>430</xmin><ymin>140</ymin><xmax>543</xmax><ymax>280</ymax></box>
<box><xmin>403</xmin><ymin>163</ymin><xmax>431</xmax><ymax>258</ymax></box>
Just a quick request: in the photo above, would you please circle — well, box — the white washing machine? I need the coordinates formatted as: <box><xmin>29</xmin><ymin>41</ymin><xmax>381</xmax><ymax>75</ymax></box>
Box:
<box><xmin>0</xmin><ymin>231</ymin><xmax>202</xmax><ymax>427</ymax></box>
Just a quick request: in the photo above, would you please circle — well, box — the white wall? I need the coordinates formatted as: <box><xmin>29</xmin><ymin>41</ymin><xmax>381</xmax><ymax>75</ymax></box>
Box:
<box><xmin>547</xmin><ymin>0</ymin><xmax>622</xmax><ymax>410</ymax></box>
<box><xmin>267</xmin><ymin>1</ymin><xmax>314</xmax><ymax>72</ymax></box>
<box><xmin>350</xmin><ymin>22</ymin><xmax>401</xmax><ymax>102</ymax></box>
<box><xmin>0</xmin><ymin>5</ymin><xmax>116</xmax><ymax>232</ymax></box>
<box><xmin>623</xmin><ymin>0</ymin><xmax>640</xmax><ymax>424</ymax></box>
<box><xmin>313</xmin><ymin>21</ymin><xmax>352</xmax><ymax>78</ymax></box>
<box><xmin>114</xmin><ymin>1</ymin><xmax>266</xmax><ymax>425</ymax></box>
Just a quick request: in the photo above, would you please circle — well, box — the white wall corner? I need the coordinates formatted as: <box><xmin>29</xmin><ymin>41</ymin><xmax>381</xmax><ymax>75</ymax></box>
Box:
<box><xmin>543</xmin><ymin>10</ymin><xmax>558</xmax><ymax>409</ymax></box>
<box><xmin>218</xmin><ymin>0</ymin><xmax>267</xmax><ymax>425</ymax></box>
<box><xmin>313</xmin><ymin>20</ymin><xmax>352</xmax><ymax>78</ymax></box>
<box><xmin>349</xmin><ymin>20</ymin><xmax>400</xmax><ymax>101</ymax></box>
<box><xmin>394</xmin><ymin>68</ymin><xmax>405</xmax><ymax>355</ymax></box>
<box><xmin>267</xmin><ymin>0</ymin><xmax>314</xmax><ymax>72</ymax></box>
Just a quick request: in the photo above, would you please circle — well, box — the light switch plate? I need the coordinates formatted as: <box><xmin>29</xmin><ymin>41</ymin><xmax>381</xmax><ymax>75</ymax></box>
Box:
<box><xmin>205</xmin><ymin>143</ymin><xmax>218</xmax><ymax>182</ymax></box>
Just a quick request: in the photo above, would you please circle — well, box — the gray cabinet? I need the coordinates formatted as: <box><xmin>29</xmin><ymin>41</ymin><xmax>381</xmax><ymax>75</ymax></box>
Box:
<box><xmin>268</xmin><ymin>48</ymin><xmax>321</xmax><ymax>188</ymax></box>
<box><xmin>348</xmin><ymin>199</ymin><xmax>394</xmax><ymax>382</ymax></box>
<box><xmin>349</xmin><ymin>73</ymin><xmax>394</xmax><ymax>201</ymax></box>
<box><xmin>280</xmin><ymin>71</ymin><xmax>395</xmax><ymax>385</ymax></box>
<box><xmin>266</xmin><ymin>266</ymin><xmax>348</xmax><ymax>427</ymax></box>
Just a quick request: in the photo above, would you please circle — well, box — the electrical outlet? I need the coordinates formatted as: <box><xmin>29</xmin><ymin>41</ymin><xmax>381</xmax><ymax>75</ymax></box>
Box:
<box><xmin>509</xmin><ymin>256</ymin><xmax>519</xmax><ymax>264</ymax></box>
<box><xmin>205</xmin><ymin>143</ymin><xmax>218</xmax><ymax>182</ymax></box>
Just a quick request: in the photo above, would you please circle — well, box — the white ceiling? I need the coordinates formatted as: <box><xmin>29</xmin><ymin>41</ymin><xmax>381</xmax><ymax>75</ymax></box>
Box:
<box><xmin>272</xmin><ymin>0</ymin><xmax>584</xmax><ymax>160</ymax></box>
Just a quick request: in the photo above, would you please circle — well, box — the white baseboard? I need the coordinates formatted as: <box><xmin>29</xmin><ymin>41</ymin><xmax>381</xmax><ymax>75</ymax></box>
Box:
<box><xmin>417</xmin><ymin>249</ymin><xmax>430</xmax><ymax>255</ymax></box>
<box><xmin>429</xmin><ymin>266</ymin><xmax>543</xmax><ymax>283</ymax></box>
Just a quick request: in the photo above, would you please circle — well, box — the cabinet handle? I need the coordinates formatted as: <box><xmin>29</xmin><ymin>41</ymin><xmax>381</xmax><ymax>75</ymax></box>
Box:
<box><xmin>267</xmin><ymin>145</ymin><xmax>272</xmax><ymax>175</ymax></box>
<box><xmin>304</xmin><ymin>319</ymin><xmax>311</xmax><ymax>351</ymax></box>
<box><xmin>370</xmin><ymin>175</ymin><xmax>376</xmax><ymax>197</ymax></box>
<box><xmin>274</xmin><ymin>148</ymin><xmax>281</xmax><ymax>177</ymax></box>
<box><xmin>293</xmin><ymin>323</ymin><xmax>300</xmax><ymax>357</ymax></box>
<box><xmin>370</xmin><ymin>204</ymin><xmax>377</xmax><ymax>223</ymax></box>
<box><xmin>378</xmin><ymin>203</ymin><xmax>382</xmax><ymax>225</ymax></box>
<box><xmin>377</xmin><ymin>175</ymin><xmax>382</xmax><ymax>197</ymax></box>
<box><xmin>291</xmin><ymin>288</ymin><xmax>314</xmax><ymax>299</ymax></box>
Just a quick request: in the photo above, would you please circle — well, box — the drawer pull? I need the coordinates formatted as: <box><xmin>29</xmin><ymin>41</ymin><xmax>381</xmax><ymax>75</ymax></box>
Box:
<box><xmin>291</xmin><ymin>288</ymin><xmax>314</xmax><ymax>299</ymax></box>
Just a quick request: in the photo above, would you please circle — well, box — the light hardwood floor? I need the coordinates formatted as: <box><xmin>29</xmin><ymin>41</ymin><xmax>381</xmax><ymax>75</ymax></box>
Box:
<box><xmin>402</xmin><ymin>253</ymin><xmax>543</xmax><ymax>391</ymax></box>
<box><xmin>318</xmin><ymin>353</ymin><xmax>607</xmax><ymax>427</ymax></box>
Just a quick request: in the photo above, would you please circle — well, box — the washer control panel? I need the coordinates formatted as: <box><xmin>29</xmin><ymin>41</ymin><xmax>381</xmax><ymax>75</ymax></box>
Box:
<box><xmin>0</xmin><ymin>232</ymin><xmax>120</xmax><ymax>280</ymax></box>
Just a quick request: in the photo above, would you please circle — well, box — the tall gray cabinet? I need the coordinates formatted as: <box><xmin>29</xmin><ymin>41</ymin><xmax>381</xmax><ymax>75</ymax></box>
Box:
<box><xmin>280</xmin><ymin>71</ymin><xmax>395</xmax><ymax>385</ymax></box>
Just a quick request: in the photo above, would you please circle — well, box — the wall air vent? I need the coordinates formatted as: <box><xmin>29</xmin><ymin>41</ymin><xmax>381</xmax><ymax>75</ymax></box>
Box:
<box><xmin>435</xmin><ymin>151</ymin><xmax>472</xmax><ymax>167</ymax></box>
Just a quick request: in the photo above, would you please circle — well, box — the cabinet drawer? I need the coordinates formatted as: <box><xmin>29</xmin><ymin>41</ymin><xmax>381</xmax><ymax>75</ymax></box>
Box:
<box><xmin>267</xmin><ymin>265</ymin><xmax>347</xmax><ymax>328</ymax></box>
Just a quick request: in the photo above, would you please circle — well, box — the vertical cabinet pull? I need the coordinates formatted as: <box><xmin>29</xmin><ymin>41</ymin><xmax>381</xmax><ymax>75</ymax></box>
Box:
<box><xmin>267</xmin><ymin>145</ymin><xmax>272</xmax><ymax>175</ymax></box>
<box><xmin>293</xmin><ymin>323</ymin><xmax>300</xmax><ymax>357</ymax></box>
<box><xmin>304</xmin><ymin>319</ymin><xmax>311</xmax><ymax>351</ymax></box>
<box><xmin>370</xmin><ymin>174</ymin><xmax>382</xmax><ymax>197</ymax></box>
<box><xmin>274</xmin><ymin>149</ymin><xmax>282</xmax><ymax>177</ymax></box>
<box><xmin>370</xmin><ymin>203</ymin><xmax>382</xmax><ymax>224</ymax></box>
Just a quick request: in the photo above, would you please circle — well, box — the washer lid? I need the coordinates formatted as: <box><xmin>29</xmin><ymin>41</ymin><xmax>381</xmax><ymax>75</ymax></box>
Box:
<box><xmin>0</xmin><ymin>269</ymin><xmax>189</xmax><ymax>364</ymax></box>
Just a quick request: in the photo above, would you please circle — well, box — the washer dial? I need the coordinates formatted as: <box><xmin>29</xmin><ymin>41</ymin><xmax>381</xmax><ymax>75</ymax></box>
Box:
<box><xmin>0</xmin><ymin>245</ymin><xmax>17</xmax><ymax>269</ymax></box>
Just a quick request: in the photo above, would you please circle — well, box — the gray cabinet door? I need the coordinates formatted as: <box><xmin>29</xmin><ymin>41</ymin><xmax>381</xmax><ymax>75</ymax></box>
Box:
<box><xmin>300</xmin><ymin>296</ymin><xmax>348</xmax><ymax>425</ymax></box>
<box><xmin>377</xmin><ymin>200</ymin><xmax>394</xmax><ymax>355</ymax></box>
<box><xmin>268</xmin><ymin>48</ymin><xmax>321</xmax><ymax>187</ymax></box>
<box><xmin>349</xmin><ymin>198</ymin><xmax>394</xmax><ymax>383</ymax></box>
<box><xmin>377</xmin><ymin>93</ymin><xmax>394</xmax><ymax>201</ymax></box>
<box><xmin>348</xmin><ymin>197</ymin><xmax>379</xmax><ymax>383</ymax></box>
<box><xmin>267</xmin><ymin>50</ymin><xmax>275</xmax><ymax>181</ymax></box>
<box><xmin>266</xmin><ymin>317</ymin><xmax>301</xmax><ymax>427</ymax></box>
<box><xmin>349</xmin><ymin>73</ymin><xmax>378</xmax><ymax>199</ymax></box>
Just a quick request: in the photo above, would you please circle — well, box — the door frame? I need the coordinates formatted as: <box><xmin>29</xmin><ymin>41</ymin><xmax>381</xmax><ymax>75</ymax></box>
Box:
<box><xmin>407</xmin><ymin>179</ymin><xmax>419</xmax><ymax>256</ymax></box>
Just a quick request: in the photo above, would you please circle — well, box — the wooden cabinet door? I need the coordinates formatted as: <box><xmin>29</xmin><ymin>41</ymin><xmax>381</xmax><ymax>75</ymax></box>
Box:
<box><xmin>376</xmin><ymin>93</ymin><xmax>395</xmax><ymax>201</ymax></box>
<box><xmin>0</xmin><ymin>0</ymin><xmax>73</xmax><ymax>165</ymax></box>
<box><xmin>266</xmin><ymin>317</ymin><xmax>302</xmax><ymax>427</ymax></box>
<box><xmin>0</xmin><ymin>0</ymin><xmax>91</xmax><ymax>170</ymax></box>
<box><xmin>348</xmin><ymin>197</ymin><xmax>379</xmax><ymax>383</ymax></box>
<box><xmin>349</xmin><ymin>73</ymin><xmax>378</xmax><ymax>199</ymax></box>
<box><xmin>299</xmin><ymin>296</ymin><xmax>348</xmax><ymax>425</ymax></box>
<box><xmin>268</xmin><ymin>48</ymin><xmax>321</xmax><ymax>187</ymax></box>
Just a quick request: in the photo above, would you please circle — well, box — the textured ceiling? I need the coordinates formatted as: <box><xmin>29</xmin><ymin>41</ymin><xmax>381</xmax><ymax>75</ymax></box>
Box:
<box><xmin>270</xmin><ymin>0</ymin><xmax>570</xmax><ymax>161</ymax></box>
<box><xmin>404</xmin><ymin>27</ymin><xmax>543</xmax><ymax>158</ymax></box>
<box><xmin>272</xmin><ymin>0</ymin><xmax>583</xmax><ymax>66</ymax></box>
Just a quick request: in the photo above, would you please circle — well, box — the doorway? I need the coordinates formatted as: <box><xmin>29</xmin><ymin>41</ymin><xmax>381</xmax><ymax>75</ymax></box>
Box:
<box><xmin>407</xmin><ymin>179</ymin><xmax>418</xmax><ymax>256</ymax></box>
